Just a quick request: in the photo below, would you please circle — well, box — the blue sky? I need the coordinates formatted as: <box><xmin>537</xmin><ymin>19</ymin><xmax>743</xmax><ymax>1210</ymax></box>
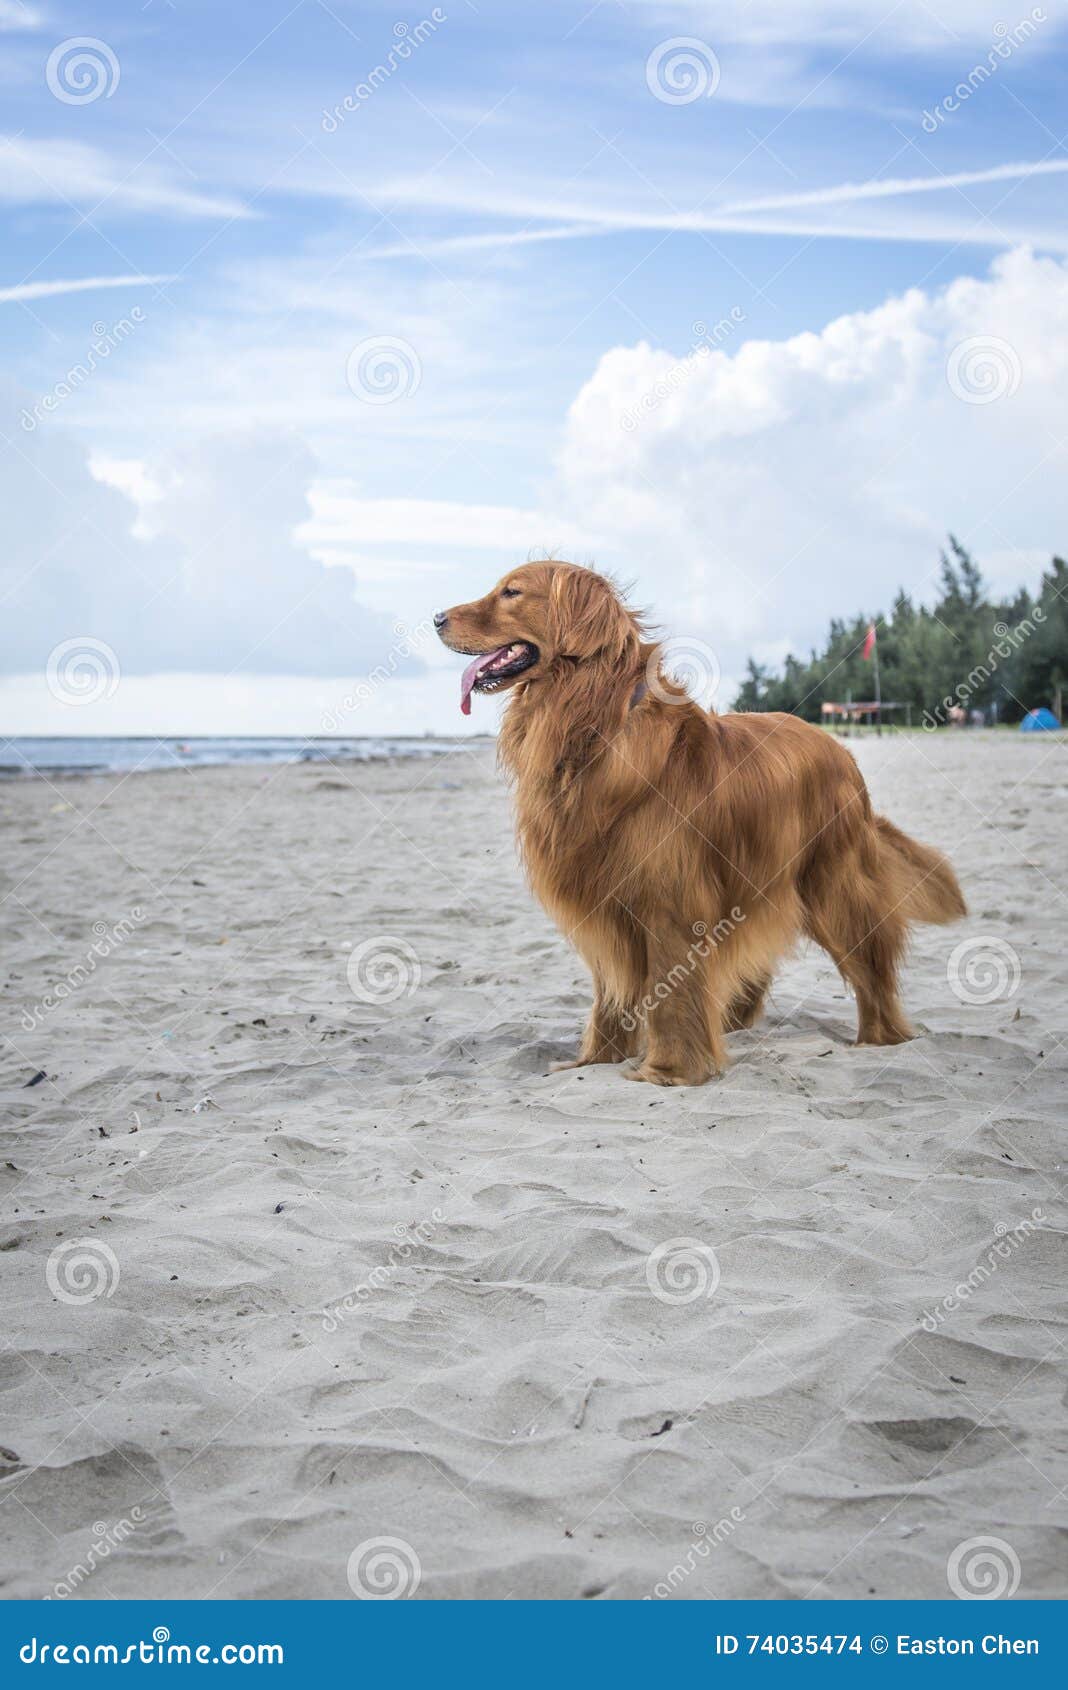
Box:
<box><xmin>2</xmin><ymin>0</ymin><xmax>1067</xmax><ymax>733</ymax></box>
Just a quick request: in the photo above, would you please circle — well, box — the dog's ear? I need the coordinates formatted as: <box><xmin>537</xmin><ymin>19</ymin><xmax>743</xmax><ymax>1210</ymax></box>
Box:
<box><xmin>548</xmin><ymin>568</ymin><xmax>638</xmax><ymax>663</ymax></box>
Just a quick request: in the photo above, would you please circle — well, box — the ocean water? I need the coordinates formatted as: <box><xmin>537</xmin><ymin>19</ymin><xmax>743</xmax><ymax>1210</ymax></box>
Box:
<box><xmin>0</xmin><ymin>736</ymin><xmax>490</xmax><ymax>778</ymax></box>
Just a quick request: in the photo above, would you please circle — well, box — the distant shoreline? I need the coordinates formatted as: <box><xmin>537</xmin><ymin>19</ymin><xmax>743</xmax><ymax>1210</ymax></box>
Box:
<box><xmin>1</xmin><ymin>733</ymin><xmax>496</xmax><ymax>742</ymax></box>
<box><xmin>0</xmin><ymin>735</ymin><xmax>494</xmax><ymax>779</ymax></box>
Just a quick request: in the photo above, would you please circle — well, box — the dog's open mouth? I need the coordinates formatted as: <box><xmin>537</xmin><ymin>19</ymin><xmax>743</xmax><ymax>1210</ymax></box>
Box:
<box><xmin>459</xmin><ymin>643</ymin><xmax>539</xmax><ymax>714</ymax></box>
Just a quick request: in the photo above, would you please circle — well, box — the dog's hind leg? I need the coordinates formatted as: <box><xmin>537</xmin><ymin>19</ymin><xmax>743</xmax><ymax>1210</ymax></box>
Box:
<box><xmin>724</xmin><ymin>971</ymin><xmax>771</xmax><ymax>1032</ymax></box>
<box><xmin>803</xmin><ymin>868</ymin><xmax>912</xmax><ymax>1046</ymax></box>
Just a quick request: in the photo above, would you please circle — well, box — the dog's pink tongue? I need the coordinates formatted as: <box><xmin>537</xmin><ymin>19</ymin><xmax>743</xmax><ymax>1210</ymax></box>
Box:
<box><xmin>460</xmin><ymin>647</ymin><xmax>509</xmax><ymax>715</ymax></box>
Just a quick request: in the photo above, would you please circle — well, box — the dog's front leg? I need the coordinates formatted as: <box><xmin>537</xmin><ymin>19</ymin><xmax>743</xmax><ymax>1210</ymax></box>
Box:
<box><xmin>624</xmin><ymin>920</ymin><xmax>723</xmax><ymax>1086</ymax></box>
<box><xmin>550</xmin><ymin>980</ymin><xmax>640</xmax><ymax>1071</ymax></box>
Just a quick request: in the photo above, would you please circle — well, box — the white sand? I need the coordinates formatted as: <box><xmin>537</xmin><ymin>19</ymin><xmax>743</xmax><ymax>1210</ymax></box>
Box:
<box><xmin>1</xmin><ymin>731</ymin><xmax>1066</xmax><ymax>1600</ymax></box>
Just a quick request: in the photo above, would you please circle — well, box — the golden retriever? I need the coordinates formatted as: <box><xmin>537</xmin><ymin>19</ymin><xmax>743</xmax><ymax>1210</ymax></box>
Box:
<box><xmin>435</xmin><ymin>562</ymin><xmax>966</xmax><ymax>1086</ymax></box>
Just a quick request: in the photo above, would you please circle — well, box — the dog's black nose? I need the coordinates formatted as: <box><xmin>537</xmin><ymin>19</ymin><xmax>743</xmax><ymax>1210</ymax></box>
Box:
<box><xmin>433</xmin><ymin>610</ymin><xmax>448</xmax><ymax>630</ymax></box>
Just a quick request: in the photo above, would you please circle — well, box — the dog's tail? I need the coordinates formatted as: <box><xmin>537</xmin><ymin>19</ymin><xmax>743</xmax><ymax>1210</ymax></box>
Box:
<box><xmin>874</xmin><ymin>815</ymin><xmax>966</xmax><ymax>925</ymax></box>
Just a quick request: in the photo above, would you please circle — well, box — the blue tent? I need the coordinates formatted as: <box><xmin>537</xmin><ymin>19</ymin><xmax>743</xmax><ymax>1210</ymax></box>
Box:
<box><xmin>1020</xmin><ymin>707</ymin><xmax>1061</xmax><ymax>732</ymax></box>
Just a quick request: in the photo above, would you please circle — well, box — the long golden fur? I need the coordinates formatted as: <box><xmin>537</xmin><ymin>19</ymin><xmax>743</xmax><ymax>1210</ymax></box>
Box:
<box><xmin>437</xmin><ymin>562</ymin><xmax>966</xmax><ymax>1086</ymax></box>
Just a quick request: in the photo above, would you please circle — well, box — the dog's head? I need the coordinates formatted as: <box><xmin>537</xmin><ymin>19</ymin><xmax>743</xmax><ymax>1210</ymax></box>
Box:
<box><xmin>435</xmin><ymin>562</ymin><xmax>640</xmax><ymax>714</ymax></box>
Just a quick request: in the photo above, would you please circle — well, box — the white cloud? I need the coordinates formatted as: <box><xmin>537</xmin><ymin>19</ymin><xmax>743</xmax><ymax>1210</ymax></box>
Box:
<box><xmin>712</xmin><ymin>159</ymin><xmax>1068</xmax><ymax>217</ymax></box>
<box><xmin>300</xmin><ymin>485</ymin><xmax>602</xmax><ymax>554</ymax></box>
<box><xmin>353</xmin><ymin>158</ymin><xmax>1068</xmax><ymax>257</ymax></box>
<box><xmin>89</xmin><ymin>454</ymin><xmax>163</xmax><ymax>509</ymax></box>
<box><xmin>0</xmin><ymin>668</ymin><xmax>465</xmax><ymax>740</ymax></box>
<box><xmin>0</xmin><ymin>274</ymin><xmax>175</xmax><ymax>305</ymax></box>
<box><xmin>639</xmin><ymin>0</ymin><xmax>1057</xmax><ymax>51</ymax></box>
<box><xmin>0</xmin><ymin>136</ymin><xmax>254</xmax><ymax>220</ymax></box>
<box><xmin>0</xmin><ymin>0</ymin><xmax>43</xmax><ymax>28</ymax></box>
<box><xmin>59</xmin><ymin>251</ymin><xmax>523</xmax><ymax>454</ymax></box>
<box><xmin>0</xmin><ymin>414</ymin><xmax>418</xmax><ymax>681</ymax></box>
<box><xmin>10</xmin><ymin>251</ymin><xmax>1062</xmax><ymax>728</ymax></box>
<box><xmin>558</xmin><ymin>247</ymin><xmax>1068</xmax><ymax>692</ymax></box>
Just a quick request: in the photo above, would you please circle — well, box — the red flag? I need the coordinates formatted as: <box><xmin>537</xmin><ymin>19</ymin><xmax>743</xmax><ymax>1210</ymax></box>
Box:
<box><xmin>861</xmin><ymin>623</ymin><xmax>876</xmax><ymax>660</ymax></box>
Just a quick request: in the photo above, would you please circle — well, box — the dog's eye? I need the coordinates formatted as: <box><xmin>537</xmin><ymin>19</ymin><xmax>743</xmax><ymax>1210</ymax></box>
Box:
<box><xmin>501</xmin><ymin>586</ymin><xmax>521</xmax><ymax>598</ymax></box>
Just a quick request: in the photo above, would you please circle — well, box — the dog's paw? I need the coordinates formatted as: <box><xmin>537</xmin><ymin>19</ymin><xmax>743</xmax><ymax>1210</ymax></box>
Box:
<box><xmin>622</xmin><ymin>1062</ymin><xmax>715</xmax><ymax>1087</ymax></box>
<box><xmin>854</xmin><ymin>1029</ymin><xmax>913</xmax><ymax>1047</ymax></box>
<box><xmin>548</xmin><ymin>1051</ymin><xmax>627</xmax><ymax>1072</ymax></box>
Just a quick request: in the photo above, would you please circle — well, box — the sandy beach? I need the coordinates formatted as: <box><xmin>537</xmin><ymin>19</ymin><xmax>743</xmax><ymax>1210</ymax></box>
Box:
<box><xmin>1</xmin><ymin>730</ymin><xmax>1066</xmax><ymax>1601</ymax></box>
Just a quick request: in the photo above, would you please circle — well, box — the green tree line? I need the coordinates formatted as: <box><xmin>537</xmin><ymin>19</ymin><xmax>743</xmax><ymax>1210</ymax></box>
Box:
<box><xmin>731</xmin><ymin>539</ymin><xmax>1067</xmax><ymax>726</ymax></box>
